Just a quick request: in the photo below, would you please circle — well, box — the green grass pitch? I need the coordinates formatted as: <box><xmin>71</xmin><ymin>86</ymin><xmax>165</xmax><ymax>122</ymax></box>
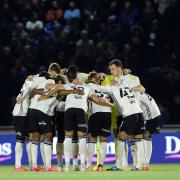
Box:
<box><xmin>0</xmin><ymin>164</ymin><xmax>180</xmax><ymax>180</ymax></box>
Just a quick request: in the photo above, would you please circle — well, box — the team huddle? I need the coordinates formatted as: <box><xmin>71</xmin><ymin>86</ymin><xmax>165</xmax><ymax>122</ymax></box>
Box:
<box><xmin>12</xmin><ymin>59</ymin><xmax>161</xmax><ymax>172</ymax></box>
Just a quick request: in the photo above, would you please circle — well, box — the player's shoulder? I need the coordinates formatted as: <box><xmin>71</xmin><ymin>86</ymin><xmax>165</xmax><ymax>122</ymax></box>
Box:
<box><xmin>47</xmin><ymin>78</ymin><xmax>55</xmax><ymax>84</ymax></box>
<box><xmin>123</xmin><ymin>74</ymin><xmax>139</xmax><ymax>81</ymax></box>
<box><xmin>77</xmin><ymin>72</ymin><xmax>88</xmax><ymax>81</ymax></box>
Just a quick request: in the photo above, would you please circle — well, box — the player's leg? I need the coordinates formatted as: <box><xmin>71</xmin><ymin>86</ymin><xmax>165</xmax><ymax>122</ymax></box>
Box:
<box><xmin>64</xmin><ymin>109</ymin><xmax>74</xmax><ymax>171</ymax></box>
<box><xmin>77</xmin><ymin>109</ymin><xmax>88</xmax><ymax>171</ymax></box>
<box><xmin>86</xmin><ymin>134</ymin><xmax>96</xmax><ymax>171</ymax></box>
<box><xmin>14</xmin><ymin>116</ymin><xmax>27</xmax><ymax>171</ymax></box>
<box><xmin>143</xmin><ymin>116</ymin><xmax>160</xmax><ymax>169</ymax></box>
<box><xmin>129</xmin><ymin>139</ymin><xmax>136</xmax><ymax>168</ymax></box>
<box><xmin>118</xmin><ymin>114</ymin><xmax>142</xmax><ymax>171</ymax></box>
<box><xmin>26</xmin><ymin>133</ymin><xmax>33</xmax><ymax>169</ymax></box>
<box><xmin>28</xmin><ymin>109</ymin><xmax>41</xmax><ymax>171</ymax></box>
<box><xmin>98</xmin><ymin>112</ymin><xmax>112</xmax><ymax>171</ymax></box>
<box><xmin>26</xmin><ymin>109</ymin><xmax>32</xmax><ymax>169</ymax></box>
<box><xmin>56</xmin><ymin>111</ymin><xmax>65</xmax><ymax>171</ymax></box>
<box><xmin>107</xmin><ymin>115</ymin><xmax>125</xmax><ymax>171</ymax></box>
<box><xmin>131</xmin><ymin>114</ymin><xmax>145</xmax><ymax>171</ymax></box>
<box><xmin>72</xmin><ymin>131</ymin><xmax>79</xmax><ymax>171</ymax></box>
<box><xmin>40</xmin><ymin>135</ymin><xmax>45</xmax><ymax>167</ymax></box>
<box><xmin>116</xmin><ymin>117</ymin><xmax>130</xmax><ymax>170</ymax></box>
<box><xmin>31</xmin><ymin>132</ymin><xmax>41</xmax><ymax>170</ymax></box>
<box><xmin>64</xmin><ymin>130</ymin><xmax>73</xmax><ymax>171</ymax></box>
<box><xmin>86</xmin><ymin>113</ymin><xmax>98</xmax><ymax>170</ymax></box>
<box><xmin>40</xmin><ymin>113</ymin><xmax>54</xmax><ymax>171</ymax></box>
<box><xmin>117</xmin><ymin>131</ymin><xmax>128</xmax><ymax>170</ymax></box>
<box><xmin>111</xmin><ymin>107</ymin><xmax>120</xmax><ymax>169</ymax></box>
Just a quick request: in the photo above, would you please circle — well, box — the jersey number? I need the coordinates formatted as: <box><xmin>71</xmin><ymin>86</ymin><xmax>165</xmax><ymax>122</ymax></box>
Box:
<box><xmin>119</xmin><ymin>88</ymin><xmax>136</xmax><ymax>104</ymax></box>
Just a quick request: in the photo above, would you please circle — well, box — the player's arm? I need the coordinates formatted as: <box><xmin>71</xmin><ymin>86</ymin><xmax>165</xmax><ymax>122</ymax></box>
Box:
<box><xmin>46</xmin><ymin>83</ymin><xmax>64</xmax><ymax>90</ymax></box>
<box><xmin>89</xmin><ymin>94</ymin><xmax>113</xmax><ymax>108</ymax></box>
<box><xmin>58</xmin><ymin>89</ymin><xmax>84</xmax><ymax>96</ymax></box>
<box><xmin>128</xmin><ymin>75</ymin><xmax>145</xmax><ymax>93</ymax></box>
<box><xmin>38</xmin><ymin>85</ymin><xmax>84</xmax><ymax>101</ymax></box>
<box><xmin>131</xmin><ymin>84</ymin><xmax>145</xmax><ymax>93</ymax></box>
<box><xmin>38</xmin><ymin>84</ymin><xmax>62</xmax><ymax>101</ymax></box>
<box><xmin>29</xmin><ymin>88</ymin><xmax>44</xmax><ymax>100</ymax></box>
<box><xmin>72</xmin><ymin>79</ymin><xmax>84</xmax><ymax>85</ymax></box>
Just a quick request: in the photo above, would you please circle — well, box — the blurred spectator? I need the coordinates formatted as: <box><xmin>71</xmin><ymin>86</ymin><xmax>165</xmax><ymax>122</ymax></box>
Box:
<box><xmin>46</xmin><ymin>0</ymin><xmax>63</xmax><ymax>21</ymax></box>
<box><xmin>44</xmin><ymin>13</ymin><xmax>57</xmax><ymax>35</ymax></box>
<box><xmin>170</xmin><ymin>92</ymin><xmax>180</xmax><ymax>124</ymax></box>
<box><xmin>26</xmin><ymin>12</ymin><xmax>43</xmax><ymax>31</ymax></box>
<box><xmin>75</xmin><ymin>30</ymin><xmax>95</xmax><ymax>71</ymax></box>
<box><xmin>120</xmin><ymin>0</ymin><xmax>140</xmax><ymax>30</ymax></box>
<box><xmin>64</xmin><ymin>1</ymin><xmax>81</xmax><ymax>20</ymax></box>
<box><xmin>12</xmin><ymin>22</ymin><xmax>29</xmax><ymax>44</ymax></box>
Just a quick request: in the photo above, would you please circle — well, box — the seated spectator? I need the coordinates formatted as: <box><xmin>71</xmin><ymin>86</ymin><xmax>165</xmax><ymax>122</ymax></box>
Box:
<box><xmin>120</xmin><ymin>0</ymin><xmax>140</xmax><ymax>30</ymax></box>
<box><xmin>12</xmin><ymin>22</ymin><xmax>29</xmax><ymax>44</ymax></box>
<box><xmin>44</xmin><ymin>13</ymin><xmax>57</xmax><ymax>35</ymax></box>
<box><xmin>46</xmin><ymin>0</ymin><xmax>63</xmax><ymax>21</ymax></box>
<box><xmin>26</xmin><ymin>12</ymin><xmax>43</xmax><ymax>31</ymax></box>
<box><xmin>64</xmin><ymin>1</ymin><xmax>80</xmax><ymax>20</ymax></box>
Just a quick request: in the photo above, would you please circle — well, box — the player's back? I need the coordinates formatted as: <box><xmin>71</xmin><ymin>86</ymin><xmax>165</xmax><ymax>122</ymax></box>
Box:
<box><xmin>12</xmin><ymin>79</ymin><xmax>34</xmax><ymax>116</ymax></box>
<box><xmin>110</xmin><ymin>85</ymin><xmax>142</xmax><ymax>117</ymax></box>
<box><xmin>88</xmin><ymin>82</ymin><xmax>111</xmax><ymax>114</ymax></box>
<box><xmin>117</xmin><ymin>74</ymin><xmax>140</xmax><ymax>88</ymax></box>
<box><xmin>30</xmin><ymin>77</ymin><xmax>57</xmax><ymax>116</ymax></box>
<box><xmin>64</xmin><ymin>84</ymin><xmax>89</xmax><ymax>112</ymax></box>
<box><xmin>135</xmin><ymin>92</ymin><xmax>161</xmax><ymax>120</ymax></box>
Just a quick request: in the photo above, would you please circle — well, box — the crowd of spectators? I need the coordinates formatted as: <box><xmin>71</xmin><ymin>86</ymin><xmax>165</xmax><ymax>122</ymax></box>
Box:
<box><xmin>0</xmin><ymin>0</ymin><xmax>180</xmax><ymax>125</ymax></box>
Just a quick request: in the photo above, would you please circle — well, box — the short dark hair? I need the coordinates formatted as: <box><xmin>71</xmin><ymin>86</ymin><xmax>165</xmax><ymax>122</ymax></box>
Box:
<box><xmin>88</xmin><ymin>71</ymin><xmax>98</xmax><ymax>81</ymax></box>
<box><xmin>49</xmin><ymin>63</ymin><xmax>61</xmax><ymax>73</ymax></box>
<box><xmin>67</xmin><ymin>65</ymin><xmax>79</xmax><ymax>74</ymax></box>
<box><xmin>54</xmin><ymin>74</ymin><xmax>65</xmax><ymax>84</ymax></box>
<box><xmin>109</xmin><ymin>59</ymin><xmax>123</xmax><ymax>68</ymax></box>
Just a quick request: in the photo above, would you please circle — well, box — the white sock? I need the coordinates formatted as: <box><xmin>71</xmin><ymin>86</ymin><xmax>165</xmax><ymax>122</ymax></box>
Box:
<box><xmin>115</xmin><ymin>140</ymin><xmax>121</xmax><ymax>168</ymax></box>
<box><xmin>40</xmin><ymin>142</ymin><xmax>45</xmax><ymax>166</ymax></box>
<box><xmin>56</xmin><ymin>142</ymin><xmax>64</xmax><ymax>167</ymax></box>
<box><xmin>142</xmin><ymin>139</ymin><xmax>148</xmax><ymax>165</ymax></box>
<box><xmin>64</xmin><ymin>137</ymin><xmax>72</xmax><ymax>168</ymax></box>
<box><xmin>31</xmin><ymin>141</ymin><xmax>39</xmax><ymax>168</ymax></box>
<box><xmin>44</xmin><ymin>140</ymin><xmax>52</xmax><ymax>168</ymax></box>
<box><xmin>15</xmin><ymin>141</ymin><xmax>23</xmax><ymax>168</ymax></box>
<box><xmin>122</xmin><ymin>141</ymin><xmax>128</xmax><ymax>169</ymax></box>
<box><xmin>78</xmin><ymin>137</ymin><xmax>87</xmax><ymax>166</ymax></box>
<box><xmin>117</xmin><ymin>140</ymin><xmax>127</xmax><ymax>169</ymax></box>
<box><xmin>26</xmin><ymin>141</ymin><xmax>32</xmax><ymax>168</ymax></box>
<box><xmin>72</xmin><ymin>142</ymin><xmax>79</xmax><ymax>166</ymax></box>
<box><xmin>130</xmin><ymin>141</ymin><xmax>137</xmax><ymax>167</ymax></box>
<box><xmin>135</xmin><ymin>140</ymin><xmax>144</xmax><ymax>169</ymax></box>
<box><xmin>146</xmin><ymin>139</ymin><xmax>152</xmax><ymax>165</ymax></box>
<box><xmin>99</xmin><ymin>142</ymin><xmax>107</xmax><ymax>165</ymax></box>
<box><xmin>86</xmin><ymin>142</ymin><xmax>95</xmax><ymax>167</ymax></box>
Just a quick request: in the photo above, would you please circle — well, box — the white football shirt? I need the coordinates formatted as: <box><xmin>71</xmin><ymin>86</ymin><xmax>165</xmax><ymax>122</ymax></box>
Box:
<box><xmin>135</xmin><ymin>92</ymin><xmax>161</xmax><ymax>120</ymax></box>
<box><xmin>64</xmin><ymin>84</ymin><xmax>92</xmax><ymax>113</ymax></box>
<box><xmin>12</xmin><ymin>79</ymin><xmax>34</xmax><ymax>116</ymax></box>
<box><xmin>30</xmin><ymin>78</ymin><xmax>58</xmax><ymax>116</ymax></box>
<box><xmin>100</xmin><ymin>85</ymin><xmax>142</xmax><ymax>117</ymax></box>
<box><xmin>116</xmin><ymin>74</ymin><xmax>140</xmax><ymax>88</ymax></box>
<box><xmin>88</xmin><ymin>83</ymin><xmax>112</xmax><ymax>114</ymax></box>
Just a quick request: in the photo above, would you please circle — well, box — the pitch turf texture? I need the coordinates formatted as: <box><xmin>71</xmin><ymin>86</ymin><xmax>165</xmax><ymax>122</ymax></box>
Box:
<box><xmin>0</xmin><ymin>165</ymin><xmax>180</xmax><ymax>180</ymax></box>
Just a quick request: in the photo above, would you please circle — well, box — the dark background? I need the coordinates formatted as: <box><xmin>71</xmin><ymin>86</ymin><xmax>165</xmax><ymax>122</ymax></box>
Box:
<box><xmin>0</xmin><ymin>0</ymin><xmax>180</xmax><ymax>126</ymax></box>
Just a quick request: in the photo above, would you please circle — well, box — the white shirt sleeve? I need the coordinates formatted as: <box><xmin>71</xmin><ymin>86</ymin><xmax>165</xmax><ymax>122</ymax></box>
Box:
<box><xmin>77</xmin><ymin>72</ymin><xmax>88</xmax><ymax>82</ymax></box>
<box><xmin>28</xmin><ymin>77</ymin><xmax>43</xmax><ymax>90</ymax></box>
<box><xmin>63</xmin><ymin>84</ymin><xmax>71</xmax><ymax>90</ymax></box>
<box><xmin>129</xmin><ymin>75</ymin><xmax>140</xmax><ymax>88</ymax></box>
<box><xmin>98</xmin><ymin>85</ymin><xmax>112</xmax><ymax>93</ymax></box>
